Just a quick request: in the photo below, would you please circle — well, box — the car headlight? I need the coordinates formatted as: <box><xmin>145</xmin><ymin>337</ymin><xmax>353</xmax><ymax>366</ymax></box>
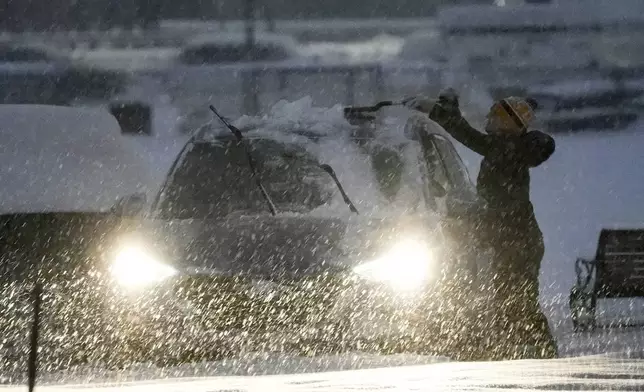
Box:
<box><xmin>352</xmin><ymin>239</ymin><xmax>435</xmax><ymax>293</ymax></box>
<box><xmin>109</xmin><ymin>245</ymin><xmax>177</xmax><ymax>289</ymax></box>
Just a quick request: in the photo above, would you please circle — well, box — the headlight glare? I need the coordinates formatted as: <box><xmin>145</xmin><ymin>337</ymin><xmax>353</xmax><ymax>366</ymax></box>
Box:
<box><xmin>110</xmin><ymin>245</ymin><xmax>176</xmax><ymax>289</ymax></box>
<box><xmin>352</xmin><ymin>239</ymin><xmax>434</xmax><ymax>293</ymax></box>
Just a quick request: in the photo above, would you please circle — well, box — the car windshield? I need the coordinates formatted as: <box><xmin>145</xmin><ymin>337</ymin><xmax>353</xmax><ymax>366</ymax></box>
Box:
<box><xmin>154</xmin><ymin>132</ymin><xmax>435</xmax><ymax>219</ymax></box>
<box><xmin>155</xmin><ymin>138</ymin><xmax>336</xmax><ymax>218</ymax></box>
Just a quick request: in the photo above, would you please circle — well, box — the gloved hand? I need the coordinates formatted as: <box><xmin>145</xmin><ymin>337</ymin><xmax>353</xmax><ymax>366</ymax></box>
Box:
<box><xmin>402</xmin><ymin>96</ymin><xmax>439</xmax><ymax>115</ymax></box>
<box><xmin>437</xmin><ymin>88</ymin><xmax>459</xmax><ymax>110</ymax></box>
<box><xmin>403</xmin><ymin>88</ymin><xmax>460</xmax><ymax>115</ymax></box>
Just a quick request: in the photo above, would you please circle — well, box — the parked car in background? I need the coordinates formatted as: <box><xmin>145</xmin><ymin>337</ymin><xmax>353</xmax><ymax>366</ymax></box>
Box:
<box><xmin>0</xmin><ymin>41</ymin><xmax>128</xmax><ymax>105</ymax></box>
<box><xmin>177</xmin><ymin>32</ymin><xmax>302</xmax><ymax>65</ymax></box>
<box><xmin>0</xmin><ymin>105</ymin><xmax>150</xmax><ymax>376</ymax></box>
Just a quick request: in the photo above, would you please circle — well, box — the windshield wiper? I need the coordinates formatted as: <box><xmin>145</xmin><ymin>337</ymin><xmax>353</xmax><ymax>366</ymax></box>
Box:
<box><xmin>209</xmin><ymin>105</ymin><xmax>277</xmax><ymax>216</ymax></box>
<box><xmin>320</xmin><ymin>163</ymin><xmax>359</xmax><ymax>215</ymax></box>
<box><xmin>283</xmin><ymin>152</ymin><xmax>359</xmax><ymax>215</ymax></box>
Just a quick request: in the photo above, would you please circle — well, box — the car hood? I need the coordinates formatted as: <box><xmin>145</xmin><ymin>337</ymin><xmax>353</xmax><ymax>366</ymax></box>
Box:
<box><xmin>137</xmin><ymin>212</ymin><xmax>442</xmax><ymax>280</ymax></box>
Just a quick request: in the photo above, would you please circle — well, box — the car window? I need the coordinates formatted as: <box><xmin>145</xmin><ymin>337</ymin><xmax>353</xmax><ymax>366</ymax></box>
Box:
<box><xmin>423</xmin><ymin>139</ymin><xmax>451</xmax><ymax>194</ymax></box>
<box><xmin>430</xmin><ymin>134</ymin><xmax>477</xmax><ymax>201</ymax></box>
<box><xmin>410</xmin><ymin>142</ymin><xmax>439</xmax><ymax>212</ymax></box>
<box><xmin>404</xmin><ymin>116</ymin><xmax>452</xmax><ymax>199</ymax></box>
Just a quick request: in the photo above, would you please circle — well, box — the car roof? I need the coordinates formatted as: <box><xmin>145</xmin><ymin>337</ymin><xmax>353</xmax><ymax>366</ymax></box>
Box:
<box><xmin>0</xmin><ymin>105</ymin><xmax>150</xmax><ymax>214</ymax></box>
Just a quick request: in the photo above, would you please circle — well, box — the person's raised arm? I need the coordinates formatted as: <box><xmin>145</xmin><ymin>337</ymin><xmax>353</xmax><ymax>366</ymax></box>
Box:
<box><xmin>404</xmin><ymin>91</ymin><xmax>492</xmax><ymax>156</ymax></box>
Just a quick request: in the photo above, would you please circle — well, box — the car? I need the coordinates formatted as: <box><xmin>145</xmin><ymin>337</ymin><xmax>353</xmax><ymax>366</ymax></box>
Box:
<box><xmin>0</xmin><ymin>101</ymin><xmax>492</xmax><ymax>375</ymax></box>
<box><xmin>176</xmin><ymin>32</ymin><xmax>302</xmax><ymax>65</ymax></box>
<box><xmin>0</xmin><ymin>42</ymin><xmax>128</xmax><ymax>105</ymax></box>
<box><xmin>0</xmin><ymin>104</ymin><xmax>151</xmax><ymax>376</ymax></box>
<box><xmin>100</xmin><ymin>101</ymin><xmax>492</xmax><ymax>361</ymax></box>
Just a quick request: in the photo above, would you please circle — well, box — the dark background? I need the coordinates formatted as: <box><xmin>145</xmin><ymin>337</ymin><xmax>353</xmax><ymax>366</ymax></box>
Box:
<box><xmin>0</xmin><ymin>0</ymin><xmax>495</xmax><ymax>32</ymax></box>
<box><xmin>0</xmin><ymin>0</ymin><xmax>552</xmax><ymax>32</ymax></box>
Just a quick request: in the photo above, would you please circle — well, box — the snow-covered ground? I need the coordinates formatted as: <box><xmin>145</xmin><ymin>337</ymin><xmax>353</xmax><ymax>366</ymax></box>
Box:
<box><xmin>8</xmin><ymin>354</ymin><xmax>644</xmax><ymax>390</ymax></box>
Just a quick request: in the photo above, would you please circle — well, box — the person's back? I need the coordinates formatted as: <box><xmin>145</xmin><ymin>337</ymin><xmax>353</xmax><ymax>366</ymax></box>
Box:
<box><xmin>479</xmin><ymin>133</ymin><xmax>541</xmax><ymax>206</ymax></box>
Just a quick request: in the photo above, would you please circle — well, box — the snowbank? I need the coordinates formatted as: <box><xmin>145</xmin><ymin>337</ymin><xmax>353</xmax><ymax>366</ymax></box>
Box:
<box><xmin>0</xmin><ymin>105</ymin><xmax>150</xmax><ymax>213</ymax></box>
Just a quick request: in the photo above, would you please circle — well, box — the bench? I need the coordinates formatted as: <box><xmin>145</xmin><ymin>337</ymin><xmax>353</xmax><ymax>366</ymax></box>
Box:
<box><xmin>569</xmin><ymin>228</ymin><xmax>644</xmax><ymax>331</ymax></box>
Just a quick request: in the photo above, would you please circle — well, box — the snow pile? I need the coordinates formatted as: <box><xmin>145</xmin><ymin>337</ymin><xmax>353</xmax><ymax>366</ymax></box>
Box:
<box><xmin>0</xmin><ymin>105</ymin><xmax>151</xmax><ymax>213</ymax></box>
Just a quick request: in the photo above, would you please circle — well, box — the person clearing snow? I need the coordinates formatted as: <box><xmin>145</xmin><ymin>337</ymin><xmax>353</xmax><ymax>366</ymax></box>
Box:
<box><xmin>403</xmin><ymin>90</ymin><xmax>558</xmax><ymax>360</ymax></box>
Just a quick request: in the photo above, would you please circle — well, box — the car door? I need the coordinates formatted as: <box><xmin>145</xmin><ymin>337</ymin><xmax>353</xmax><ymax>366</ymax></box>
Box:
<box><xmin>407</xmin><ymin>116</ymin><xmax>487</xmax><ymax>286</ymax></box>
<box><xmin>431</xmin><ymin>133</ymin><xmax>491</xmax><ymax>289</ymax></box>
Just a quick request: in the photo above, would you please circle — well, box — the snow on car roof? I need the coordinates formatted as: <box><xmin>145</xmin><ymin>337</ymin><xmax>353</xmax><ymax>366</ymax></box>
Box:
<box><xmin>196</xmin><ymin>97</ymin><xmax>442</xmax><ymax>218</ymax></box>
<box><xmin>0</xmin><ymin>105</ymin><xmax>150</xmax><ymax>214</ymax></box>
<box><xmin>202</xmin><ymin>97</ymin><xmax>441</xmax><ymax>147</ymax></box>
<box><xmin>237</xmin><ymin>97</ymin><xmax>350</xmax><ymax>136</ymax></box>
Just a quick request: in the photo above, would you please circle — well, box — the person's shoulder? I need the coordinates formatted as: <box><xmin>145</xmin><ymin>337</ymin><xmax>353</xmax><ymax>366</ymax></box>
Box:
<box><xmin>525</xmin><ymin>130</ymin><xmax>555</xmax><ymax>149</ymax></box>
<box><xmin>523</xmin><ymin>129</ymin><xmax>555</xmax><ymax>166</ymax></box>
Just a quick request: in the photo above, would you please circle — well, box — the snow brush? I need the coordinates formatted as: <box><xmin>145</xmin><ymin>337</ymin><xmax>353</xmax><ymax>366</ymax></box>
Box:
<box><xmin>209</xmin><ymin>104</ymin><xmax>278</xmax><ymax>216</ymax></box>
<box><xmin>343</xmin><ymin>100</ymin><xmax>402</xmax><ymax>116</ymax></box>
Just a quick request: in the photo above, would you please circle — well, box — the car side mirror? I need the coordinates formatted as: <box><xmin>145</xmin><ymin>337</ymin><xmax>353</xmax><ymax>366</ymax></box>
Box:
<box><xmin>111</xmin><ymin>193</ymin><xmax>147</xmax><ymax>216</ymax></box>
